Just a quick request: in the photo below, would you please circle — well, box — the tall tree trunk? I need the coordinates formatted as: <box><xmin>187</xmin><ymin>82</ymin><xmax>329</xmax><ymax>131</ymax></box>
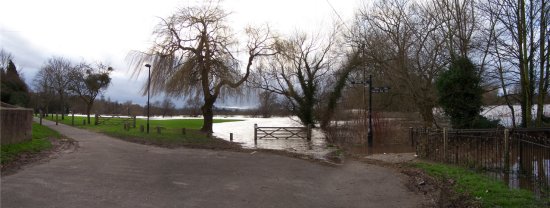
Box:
<box><xmin>536</xmin><ymin>0</ymin><xmax>548</xmax><ymax>127</ymax></box>
<box><xmin>200</xmin><ymin>99</ymin><xmax>214</xmax><ymax>133</ymax></box>
<box><xmin>518</xmin><ymin>0</ymin><xmax>532</xmax><ymax>127</ymax></box>
<box><xmin>59</xmin><ymin>91</ymin><xmax>65</xmax><ymax>120</ymax></box>
<box><xmin>420</xmin><ymin>104</ymin><xmax>435</xmax><ymax>128</ymax></box>
<box><xmin>86</xmin><ymin>103</ymin><xmax>93</xmax><ymax>124</ymax></box>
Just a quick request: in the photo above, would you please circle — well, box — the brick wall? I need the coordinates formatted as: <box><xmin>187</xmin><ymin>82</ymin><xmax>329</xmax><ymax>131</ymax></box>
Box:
<box><xmin>1</xmin><ymin>108</ymin><xmax>33</xmax><ymax>145</ymax></box>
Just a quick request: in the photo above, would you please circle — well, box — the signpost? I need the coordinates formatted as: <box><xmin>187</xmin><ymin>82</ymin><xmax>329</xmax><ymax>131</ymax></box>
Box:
<box><xmin>351</xmin><ymin>75</ymin><xmax>390</xmax><ymax>147</ymax></box>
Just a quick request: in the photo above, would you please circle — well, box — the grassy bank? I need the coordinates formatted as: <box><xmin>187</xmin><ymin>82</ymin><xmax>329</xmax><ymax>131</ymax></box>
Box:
<box><xmin>42</xmin><ymin>115</ymin><xmax>241</xmax><ymax>148</ymax></box>
<box><xmin>1</xmin><ymin>123</ymin><xmax>59</xmax><ymax>165</ymax></box>
<box><xmin>413</xmin><ymin>162</ymin><xmax>545</xmax><ymax>208</ymax></box>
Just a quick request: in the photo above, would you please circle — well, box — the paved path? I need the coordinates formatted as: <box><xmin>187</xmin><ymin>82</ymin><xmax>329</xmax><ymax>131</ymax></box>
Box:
<box><xmin>1</xmin><ymin>119</ymin><xmax>423</xmax><ymax>208</ymax></box>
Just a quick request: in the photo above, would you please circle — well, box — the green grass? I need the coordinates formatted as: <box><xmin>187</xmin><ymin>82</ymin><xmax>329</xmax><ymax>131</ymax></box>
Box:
<box><xmin>413</xmin><ymin>162</ymin><xmax>545</xmax><ymax>208</ymax></box>
<box><xmin>42</xmin><ymin>115</ymin><xmax>241</xmax><ymax>146</ymax></box>
<box><xmin>1</xmin><ymin>123</ymin><xmax>59</xmax><ymax>164</ymax></box>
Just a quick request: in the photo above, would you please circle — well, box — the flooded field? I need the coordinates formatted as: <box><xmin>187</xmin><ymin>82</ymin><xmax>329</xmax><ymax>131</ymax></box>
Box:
<box><xmin>212</xmin><ymin>116</ymin><xmax>334</xmax><ymax>159</ymax></box>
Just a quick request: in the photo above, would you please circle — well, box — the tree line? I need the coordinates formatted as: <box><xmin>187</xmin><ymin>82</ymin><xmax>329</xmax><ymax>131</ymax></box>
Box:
<box><xmin>1</xmin><ymin>50</ymin><xmax>113</xmax><ymax>124</ymax></box>
<box><xmin>129</xmin><ymin>0</ymin><xmax>548</xmax><ymax>132</ymax></box>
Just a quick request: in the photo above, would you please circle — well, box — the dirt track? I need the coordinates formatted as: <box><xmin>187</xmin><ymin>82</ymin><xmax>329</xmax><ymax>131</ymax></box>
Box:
<box><xmin>1</xmin><ymin>119</ymin><xmax>424</xmax><ymax>208</ymax></box>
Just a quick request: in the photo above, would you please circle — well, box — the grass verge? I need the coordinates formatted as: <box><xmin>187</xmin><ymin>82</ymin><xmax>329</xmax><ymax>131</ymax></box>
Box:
<box><xmin>42</xmin><ymin>115</ymin><xmax>241</xmax><ymax>148</ymax></box>
<box><xmin>412</xmin><ymin>162</ymin><xmax>545</xmax><ymax>208</ymax></box>
<box><xmin>1</xmin><ymin>123</ymin><xmax>59</xmax><ymax>165</ymax></box>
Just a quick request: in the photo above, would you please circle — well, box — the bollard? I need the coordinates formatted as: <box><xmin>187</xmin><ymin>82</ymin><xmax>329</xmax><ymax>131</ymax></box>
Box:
<box><xmin>230</xmin><ymin>133</ymin><xmax>233</xmax><ymax>142</ymax></box>
<box><xmin>182</xmin><ymin>128</ymin><xmax>186</xmax><ymax>135</ymax></box>
<box><xmin>254</xmin><ymin>124</ymin><xmax>258</xmax><ymax>145</ymax></box>
<box><xmin>140</xmin><ymin>125</ymin><xmax>144</xmax><ymax>133</ymax></box>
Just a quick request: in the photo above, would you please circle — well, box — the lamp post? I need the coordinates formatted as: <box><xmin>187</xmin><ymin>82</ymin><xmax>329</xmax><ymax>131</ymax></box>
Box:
<box><xmin>145</xmin><ymin>63</ymin><xmax>151</xmax><ymax>134</ymax></box>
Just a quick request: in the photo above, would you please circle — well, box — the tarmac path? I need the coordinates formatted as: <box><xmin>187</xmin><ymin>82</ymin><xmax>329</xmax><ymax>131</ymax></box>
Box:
<box><xmin>1</xmin><ymin>119</ymin><xmax>423</xmax><ymax>208</ymax></box>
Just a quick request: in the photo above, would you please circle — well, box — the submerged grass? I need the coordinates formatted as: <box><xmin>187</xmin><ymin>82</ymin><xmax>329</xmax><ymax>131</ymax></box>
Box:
<box><xmin>413</xmin><ymin>162</ymin><xmax>546</xmax><ymax>208</ymax></box>
<box><xmin>42</xmin><ymin>115</ymin><xmax>241</xmax><ymax>147</ymax></box>
<box><xmin>1</xmin><ymin>123</ymin><xmax>59</xmax><ymax>164</ymax></box>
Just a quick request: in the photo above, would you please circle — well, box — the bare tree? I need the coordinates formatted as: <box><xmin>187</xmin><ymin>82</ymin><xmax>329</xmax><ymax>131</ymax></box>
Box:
<box><xmin>352</xmin><ymin>0</ymin><xmax>447</xmax><ymax>127</ymax></box>
<box><xmin>0</xmin><ymin>49</ymin><xmax>13</xmax><ymax>70</ymax></box>
<box><xmin>433</xmin><ymin>0</ymin><xmax>477</xmax><ymax>58</ymax></box>
<box><xmin>161</xmin><ymin>97</ymin><xmax>176</xmax><ymax>117</ymax></box>
<box><xmin>68</xmin><ymin>62</ymin><xmax>113</xmax><ymax>124</ymax></box>
<box><xmin>33</xmin><ymin>69</ymin><xmax>52</xmax><ymax>114</ymax></box>
<box><xmin>250</xmin><ymin>32</ymin><xmax>336</xmax><ymax>126</ymax></box>
<box><xmin>480</xmin><ymin>0</ymin><xmax>548</xmax><ymax>127</ymax></box>
<box><xmin>128</xmin><ymin>2</ymin><xmax>275</xmax><ymax>132</ymax></box>
<box><xmin>535</xmin><ymin>0</ymin><xmax>549</xmax><ymax>126</ymax></box>
<box><xmin>35</xmin><ymin>57</ymin><xmax>74</xmax><ymax>119</ymax></box>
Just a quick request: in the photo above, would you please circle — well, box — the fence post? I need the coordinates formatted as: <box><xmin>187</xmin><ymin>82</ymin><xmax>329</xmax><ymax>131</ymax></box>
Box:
<box><xmin>56</xmin><ymin>113</ymin><xmax>58</xmax><ymax>125</ymax></box>
<box><xmin>503</xmin><ymin>129</ymin><xmax>510</xmax><ymax>172</ymax></box>
<box><xmin>306</xmin><ymin>124</ymin><xmax>312</xmax><ymax>141</ymax></box>
<box><xmin>83</xmin><ymin>119</ymin><xmax>86</xmax><ymax>125</ymax></box>
<box><xmin>94</xmin><ymin>114</ymin><xmax>99</xmax><ymax>125</ymax></box>
<box><xmin>156</xmin><ymin>126</ymin><xmax>161</xmax><ymax>134</ymax></box>
<box><xmin>182</xmin><ymin>128</ymin><xmax>186</xmax><ymax>135</ymax></box>
<box><xmin>443</xmin><ymin>128</ymin><xmax>447</xmax><ymax>162</ymax></box>
<box><xmin>230</xmin><ymin>133</ymin><xmax>233</xmax><ymax>142</ymax></box>
<box><xmin>518</xmin><ymin>133</ymin><xmax>523</xmax><ymax>172</ymax></box>
<box><xmin>254</xmin><ymin>124</ymin><xmax>258</xmax><ymax>145</ymax></box>
<box><xmin>71</xmin><ymin>112</ymin><xmax>75</xmax><ymax>126</ymax></box>
<box><xmin>132</xmin><ymin>116</ymin><xmax>136</xmax><ymax>128</ymax></box>
<box><xmin>140</xmin><ymin>125</ymin><xmax>144</xmax><ymax>133</ymax></box>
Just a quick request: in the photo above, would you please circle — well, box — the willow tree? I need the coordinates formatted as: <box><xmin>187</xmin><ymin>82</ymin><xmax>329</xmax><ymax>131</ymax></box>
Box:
<box><xmin>129</xmin><ymin>3</ymin><xmax>274</xmax><ymax>132</ymax></box>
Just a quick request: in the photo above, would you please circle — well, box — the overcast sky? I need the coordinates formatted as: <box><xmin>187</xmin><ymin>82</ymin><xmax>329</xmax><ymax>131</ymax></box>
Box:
<box><xmin>0</xmin><ymin>0</ymin><xmax>358</xmax><ymax>107</ymax></box>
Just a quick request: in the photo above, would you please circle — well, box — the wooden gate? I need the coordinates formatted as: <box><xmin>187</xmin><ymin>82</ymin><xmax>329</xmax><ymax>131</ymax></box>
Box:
<box><xmin>95</xmin><ymin>114</ymin><xmax>136</xmax><ymax>126</ymax></box>
<box><xmin>254</xmin><ymin>124</ymin><xmax>312</xmax><ymax>144</ymax></box>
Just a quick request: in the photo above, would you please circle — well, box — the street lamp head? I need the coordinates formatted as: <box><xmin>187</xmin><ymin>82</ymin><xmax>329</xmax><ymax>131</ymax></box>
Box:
<box><xmin>144</xmin><ymin>63</ymin><xmax>151</xmax><ymax>68</ymax></box>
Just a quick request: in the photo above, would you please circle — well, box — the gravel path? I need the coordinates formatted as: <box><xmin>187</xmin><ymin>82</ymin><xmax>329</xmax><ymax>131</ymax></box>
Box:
<box><xmin>1</xmin><ymin>119</ymin><xmax>424</xmax><ymax>208</ymax></box>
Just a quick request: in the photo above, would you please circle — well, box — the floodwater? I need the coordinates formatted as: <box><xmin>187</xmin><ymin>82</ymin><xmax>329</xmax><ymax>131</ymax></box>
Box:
<box><xmin>489</xmin><ymin>159</ymin><xmax>550</xmax><ymax>199</ymax></box>
<box><xmin>212</xmin><ymin>116</ymin><xmax>334</xmax><ymax>159</ymax></box>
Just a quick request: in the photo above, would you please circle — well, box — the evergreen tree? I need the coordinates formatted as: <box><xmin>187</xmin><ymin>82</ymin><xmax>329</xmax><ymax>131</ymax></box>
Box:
<box><xmin>436</xmin><ymin>57</ymin><xmax>483</xmax><ymax>128</ymax></box>
<box><xmin>1</xmin><ymin>60</ymin><xmax>30</xmax><ymax>106</ymax></box>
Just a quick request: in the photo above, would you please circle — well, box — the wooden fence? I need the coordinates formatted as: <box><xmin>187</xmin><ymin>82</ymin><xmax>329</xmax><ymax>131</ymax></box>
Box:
<box><xmin>254</xmin><ymin>124</ymin><xmax>312</xmax><ymax>144</ymax></box>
